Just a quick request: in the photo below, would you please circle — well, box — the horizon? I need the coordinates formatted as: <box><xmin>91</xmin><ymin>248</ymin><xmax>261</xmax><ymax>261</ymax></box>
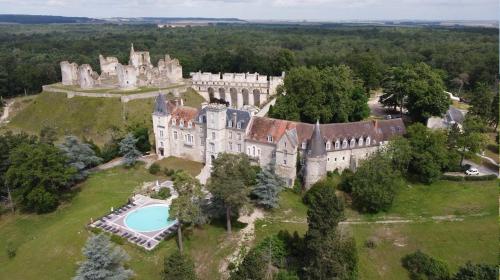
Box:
<box><xmin>0</xmin><ymin>0</ymin><xmax>498</xmax><ymax>22</ymax></box>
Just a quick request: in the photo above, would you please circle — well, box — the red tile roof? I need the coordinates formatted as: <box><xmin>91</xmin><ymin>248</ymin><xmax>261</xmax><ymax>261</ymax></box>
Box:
<box><xmin>171</xmin><ymin>106</ymin><xmax>199</xmax><ymax>126</ymax></box>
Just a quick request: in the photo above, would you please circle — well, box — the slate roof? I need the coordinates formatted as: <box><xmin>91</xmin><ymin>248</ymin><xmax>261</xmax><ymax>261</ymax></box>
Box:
<box><xmin>153</xmin><ymin>94</ymin><xmax>168</xmax><ymax>116</ymax></box>
<box><xmin>309</xmin><ymin>120</ymin><xmax>326</xmax><ymax>157</ymax></box>
<box><xmin>196</xmin><ymin>106</ymin><xmax>251</xmax><ymax>130</ymax></box>
<box><xmin>247</xmin><ymin>117</ymin><xmax>406</xmax><ymax>149</ymax></box>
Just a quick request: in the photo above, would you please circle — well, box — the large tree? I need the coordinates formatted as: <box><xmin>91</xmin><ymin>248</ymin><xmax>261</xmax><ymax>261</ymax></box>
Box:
<box><xmin>207</xmin><ymin>153</ymin><xmax>256</xmax><ymax>234</ymax></box>
<box><xmin>119</xmin><ymin>133</ymin><xmax>142</xmax><ymax>166</ymax></box>
<box><xmin>161</xmin><ymin>251</ymin><xmax>197</xmax><ymax>280</ymax></box>
<box><xmin>58</xmin><ymin>135</ymin><xmax>102</xmax><ymax>182</ymax></box>
<box><xmin>381</xmin><ymin>63</ymin><xmax>450</xmax><ymax>122</ymax></box>
<box><xmin>5</xmin><ymin>142</ymin><xmax>76</xmax><ymax>213</ymax></box>
<box><xmin>350</xmin><ymin>151</ymin><xmax>403</xmax><ymax>213</ymax></box>
<box><xmin>469</xmin><ymin>82</ymin><xmax>494</xmax><ymax>121</ymax></box>
<box><xmin>406</xmin><ymin>123</ymin><xmax>451</xmax><ymax>184</ymax></box>
<box><xmin>251</xmin><ymin>166</ymin><xmax>285</xmax><ymax>209</ymax></box>
<box><xmin>169</xmin><ymin>171</ymin><xmax>205</xmax><ymax>253</ymax></box>
<box><xmin>269</xmin><ymin>65</ymin><xmax>369</xmax><ymax>124</ymax></box>
<box><xmin>74</xmin><ymin>234</ymin><xmax>133</xmax><ymax>280</ymax></box>
<box><xmin>453</xmin><ymin>262</ymin><xmax>497</xmax><ymax>280</ymax></box>
<box><xmin>448</xmin><ymin>115</ymin><xmax>488</xmax><ymax>166</ymax></box>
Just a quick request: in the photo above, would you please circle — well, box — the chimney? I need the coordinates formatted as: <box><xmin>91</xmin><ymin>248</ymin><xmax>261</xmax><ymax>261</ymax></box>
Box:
<box><xmin>232</xmin><ymin>112</ymin><xmax>237</xmax><ymax>127</ymax></box>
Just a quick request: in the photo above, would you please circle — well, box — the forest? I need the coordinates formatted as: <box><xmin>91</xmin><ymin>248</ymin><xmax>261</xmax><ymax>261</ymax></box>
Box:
<box><xmin>0</xmin><ymin>23</ymin><xmax>497</xmax><ymax>99</ymax></box>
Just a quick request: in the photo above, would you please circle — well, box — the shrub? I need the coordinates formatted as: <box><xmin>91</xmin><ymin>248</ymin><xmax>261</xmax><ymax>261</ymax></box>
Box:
<box><xmin>464</xmin><ymin>174</ymin><xmax>497</xmax><ymax>181</ymax></box>
<box><xmin>253</xmin><ymin>235</ymin><xmax>288</xmax><ymax>267</ymax></box>
<box><xmin>163</xmin><ymin>168</ymin><xmax>175</xmax><ymax>177</ymax></box>
<box><xmin>152</xmin><ymin>188</ymin><xmax>171</xmax><ymax>200</ymax></box>
<box><xmin>364</xmin><ymin>238</ymin><xmax>378</xmax><ymax>249</ymax></box>
<box><xmin>292</xmin><ymin>179</ymin><xmax>302</xmax><ymax>194</ymax></box>
<box><xmin>338</xmin><ymin>169</ymin><xmax>355</xmax><ymax>193</ymax></box>
<box><xmin>440</xmin><ymin>174</ymin><xmax>465</xmax><ymax>181</ymax></box>
<box><xmin>149</xmin><ymin>163</ymin><xmax>160</xmax><ymax>175</ymax></box>
<box><xmin>6</xmin><ymin>242</ymin><xmax>16</xmax><ymax>259</ymax></box>
<box><xmin>110</xmin><ymin>234</ymin><xmax>125</xmax><ymax>245</ymax></box>
<box><xmin>402</xmin><ymin>250</ymin><xmax>450</xmax><ymax>280</ymax></box>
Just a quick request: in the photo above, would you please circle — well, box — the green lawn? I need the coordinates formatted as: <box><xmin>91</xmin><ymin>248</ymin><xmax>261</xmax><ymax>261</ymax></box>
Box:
<box><xmin>0</xmin><ymin>165</ymin><xmax>239</xmax><ymax>280</ymax></box>
<box><xmin>352</xmin><ymin>216</ymin><xmax>498</xmax><ymax>280</ymax></box>
<box><xmin>346</xmin><ymin>180</ymin><xmax>498</xmax><ymax>221</ymax></box>
<box><xmin>5</xmin><ymin>89</ymin><xmax>205</xmax><ymax>146</ymax></box>
<box><xmin>155</xmin><ymin>156</ymin><xmax>204</xmax><ymax>177</ymax></box>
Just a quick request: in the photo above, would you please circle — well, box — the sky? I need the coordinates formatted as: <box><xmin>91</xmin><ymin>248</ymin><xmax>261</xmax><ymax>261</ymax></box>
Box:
<box><xmin>0</xmin><ymin>0</ymin><xmax>498</xmax><ymax>21</ymax></box>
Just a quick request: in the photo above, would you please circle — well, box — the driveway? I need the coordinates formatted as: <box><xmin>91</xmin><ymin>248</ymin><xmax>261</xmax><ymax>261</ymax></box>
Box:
<box><xmin>368</xmin><ymin>92</ymin><xmax>387</xmax><ymax>118</ymax></box>
<box><xmin>462</xmin><ymin>159</ymin><xmax>499</xmax><ymax>177</ymax></box>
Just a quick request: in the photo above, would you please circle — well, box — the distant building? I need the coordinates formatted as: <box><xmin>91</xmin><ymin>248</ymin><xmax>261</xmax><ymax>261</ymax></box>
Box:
<box><xmin>152</xmin><ymin>95</ymin><xmax>406</xmax><ymax>188</ymax></box>
<box><xmin>427</xmin><ymin>106</ymin><xmax>466</xmax><ymax>130</ymax></box>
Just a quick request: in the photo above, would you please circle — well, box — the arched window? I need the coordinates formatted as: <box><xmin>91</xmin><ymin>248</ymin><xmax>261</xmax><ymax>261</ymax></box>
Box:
<box><xmin>358</xmin><ymin>137</ymin><xmax>364</xmax><ymax>146</ymax></box>
<box><xmin>342</xmin><ymin>139</ymin><xmax>348</xmax><ymax>149</ymax></box>
<box><xmin>237</xmin><ymin>122</ymin><xmax>242</xmax><ymax>129</ymax></box>
<box><xmin>301</xmin><ymin>142</ymin><xmax>306</xmax><ymax>149</ymax></box>
<box><xmin>350</xmin><ymin>139</ymin><xmax>355</xmax><ymax>148</ymax></box>
<box><xmin>326</xmin><ymin>141</ymin><xmax>331</xmax><ymax>150</ymax></box>
<box><xmin>366</xmin><ymin>137</ymin><xmax>371</xmax><ymax>146</ymax></box>
<box><xmin>180</xmin><ymin>120</ymin><xmax>184</xmax><ymax>127</ymax></box>
<box><xmin>228</xmin><ymin>120</ymin><xmax>233</xmax><ymax>127</ymax></box>
<box><xmin>335</xmin><ymin>140</ymin><xmax>340</xmax><ymax>149</ymax></box>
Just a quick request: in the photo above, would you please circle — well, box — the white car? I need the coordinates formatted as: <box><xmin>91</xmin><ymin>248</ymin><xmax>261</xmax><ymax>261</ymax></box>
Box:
<box><xmin>465</xmin><ymin>168</ymin><xmax>480</xmax><ymax>176</ymax></box>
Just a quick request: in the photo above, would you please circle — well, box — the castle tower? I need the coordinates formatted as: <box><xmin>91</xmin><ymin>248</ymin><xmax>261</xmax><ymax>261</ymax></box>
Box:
<box><xmin>152</xmin><ymin>94</ymin><xmax>171</xmax><ymax>159</ymax></box>
<box><xmin>205</xmin><ymin>103</ymin><xmax>228</xmax><ymax>165</ymax></box>
<box><xmin>304</xmin><ymin>120</ymin><xmax>327</xmax><ymax>188</ymax></box>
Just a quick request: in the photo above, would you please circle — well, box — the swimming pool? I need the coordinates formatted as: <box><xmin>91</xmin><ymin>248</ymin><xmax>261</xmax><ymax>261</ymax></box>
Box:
<box><xmin>125</xmin><ymin>204</ymin><xmax>176</xmax><ymax>232</ymax></box>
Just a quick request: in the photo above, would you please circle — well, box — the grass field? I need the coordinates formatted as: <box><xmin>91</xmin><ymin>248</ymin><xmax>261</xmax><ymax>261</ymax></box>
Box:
<box><xmin>352</xmin><ymin>216</ymin><xmax>497</xmax><ymax>280</ymax></box>
<box><xmin>255</xmin><ymin>179</ymin><xmax>498</xmax><ymax>280</ymax></box>
<box><xmin>4</xmin><ymin>89</ymin><xmax>205</xmax><ymax>146</ymax></box>
<box><xmin>0</xmin><ymin>165</ymin><xmax>239</xmax><ymax>280</ymax></box>
<box><xmin>155</xmin><ymin>156</ymin><xmax>204</xmax><ymax>177</ymax></box>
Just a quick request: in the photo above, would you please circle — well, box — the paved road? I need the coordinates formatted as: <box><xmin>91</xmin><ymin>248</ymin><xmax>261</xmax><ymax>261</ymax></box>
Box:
<box><xmin>463</xmin><ymin>159</ymin><xmax>499</xmax><ymax>177</ymax></box>
<box><xmin>368</xmin><ymin>92</ymin><xmax>387</xmax><ymax>117</ymax></box>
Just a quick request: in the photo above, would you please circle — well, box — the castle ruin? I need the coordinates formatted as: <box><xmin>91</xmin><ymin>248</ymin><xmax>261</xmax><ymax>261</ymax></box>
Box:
<box><xmin>60</xmin><ymin>43</ymin><xmax>183</xmax><ymax>90</ymax></box>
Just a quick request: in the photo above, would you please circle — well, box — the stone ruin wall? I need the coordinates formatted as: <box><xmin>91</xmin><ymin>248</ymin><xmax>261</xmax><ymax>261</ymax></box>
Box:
<box><xmin>60</xmin><ymin>44</ymin><xmax>184</xmax><ymax>90</ymax></box>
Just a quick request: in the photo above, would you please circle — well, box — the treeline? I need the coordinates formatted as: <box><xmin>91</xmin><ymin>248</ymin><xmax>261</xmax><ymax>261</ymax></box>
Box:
<box><xmin>0</xmin><ymin>24</ymin><xmax>497</xmax><ymax>98</ymax></box>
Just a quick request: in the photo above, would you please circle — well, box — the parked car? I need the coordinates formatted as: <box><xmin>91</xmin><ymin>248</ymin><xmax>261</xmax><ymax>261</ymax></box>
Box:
<box><xmin>465</xmin><ymin>168</ymin><xmax>480</xmax><ymax>176</ymax></box>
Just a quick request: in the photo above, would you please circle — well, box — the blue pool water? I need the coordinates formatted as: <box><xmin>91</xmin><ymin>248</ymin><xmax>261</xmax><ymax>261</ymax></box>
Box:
<box><xmin>125</xmin><ymin>204</ymin><xmax>175</xmax><ymax>232</ymax></box>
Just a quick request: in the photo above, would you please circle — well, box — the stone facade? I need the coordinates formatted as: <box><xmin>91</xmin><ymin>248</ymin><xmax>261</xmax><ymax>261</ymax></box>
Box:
<box><xmin>152</xmin><ymin>95</ymin><xmax>406</xmax><ymax>188</ymax></box>
<box><xmin>190</xmin><ymin>71</ymin><xmax>284</xmax><ymax>109</ymax></box>
<box><xmin>60</xmin><ymin>44</ymin><xmax>183</xmax><ymax>90</ymax></box>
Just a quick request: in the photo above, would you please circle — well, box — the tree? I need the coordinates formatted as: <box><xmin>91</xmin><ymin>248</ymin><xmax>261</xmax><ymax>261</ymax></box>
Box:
<box><xmin>161</xmin><ymin>251</ymin><xmax>197</xmax><ymax>280</ymax></box>
<box><xmin>269</xmin><ymin>66</ymin><xmax>369</xmax><ymax>124</ymax></box>
<box><xmin>207</xmin><ymin>153</ymin><xmax>256</xmax><ymax>234</ymax></box>
<box><xmin>230</xmin><ymin>249</ymin><xmax>268</xmax><ymax>280</ymax></box>
<box><xmin>129</xmin><ymin>124</ymin><xmax>151</xmax><ymax>154</ymax></box>
<box><xmin>386</xmin><ymin>136</ymin><xmax>412</xmax><ymax>174</ymax></box>
<box><xmin>402</xmin><ymin>251</ymin><xmax>450</xmax><ymax>280</ymax></box>
<box><xmin>252</xmin><ymin>166</ymin><xmax>285</xmax><ymax>209</ymax></box>
<box><xmin>74</xmin><ymin>234</ymin><xmax>133</xmax><ymax>280</ymax></box>
<box><xmin>449</xmin><ymin>115</ymin><xmax>488</xmax><ymax>166</ymax></box>
<box><xmin>58</xmin><ymin>136</ymin><xmax>102</xmax><ymax>181</ymax></box>
<box><xmin>489</xmin><ymin>91</ymin><xmax>499</xmax><ymax>129</ymax></box>
<box><xmin>453</xmin><ymin>262</ymin><xmax>497</xmax><ymax>280</ymax></box>
<box><xmin>450</xmin><ymin>72</ymin><xmax>470</xmax><ymax>96</ymax></box>
<box><xmin>270</xmin><ymin>49</ymin><xmax>296</xmax><ymax>75</ymax></box>
<box><xmin>119</xmin><ymin>133</ymin><xmax>141</xmax><ymax>166</ymax></box>
<box><xmin>169</xmin><ymin>171</ymin><xmax>205</xmax><ymax>253</ymax></box>
<box><xmin>469</xmin><ymin>83</ymin><xmax>494</xmax><ymax>121</ymax></box>
<box><xmin>350</xmin><ymin>151</ymin><xmax>403</xmax><ymax>213</ymax></box>
<box><xmin>381</xmin><ymin>63</ymin><xmax>450</xmax><ymax>122</ymax></box>
<box><xmin>303</xmin><ymin>180</ymin><xmax>345</xmax><ymax>235</ymax></box>
<box><xmin>406</xmin><ymin>123</ymin><xmax>450</xmax><ymax>184</ymax></box>
<box><xmin>5</xmin><ymin>142</ymin><xmax>76</xmax><ymax>213</ymax></box>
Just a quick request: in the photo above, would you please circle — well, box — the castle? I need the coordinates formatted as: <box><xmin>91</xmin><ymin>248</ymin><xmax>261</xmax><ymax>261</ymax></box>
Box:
<box><xmin>190</xmin><ymin>71</ymin><xmax>284</xmax><ymax>108</ymax></box>
<box><xmin>60</xmin><ymin>44</ymin><xmax>183</xmax><ymax>90</ymax></box>
<box><xmin>152</xmin><ymin>95</ymin><xmax>406</xmax><ymax>188</ymax></box>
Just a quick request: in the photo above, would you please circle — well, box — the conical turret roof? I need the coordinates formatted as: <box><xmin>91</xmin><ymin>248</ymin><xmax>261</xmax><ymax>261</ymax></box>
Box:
<box><xmin>153</xmin><ymin>94</ymin><xmax>168</xmax><ymax>116</ymax></box>
<box><xmin>309</xmin><ymin>120</ymin><xmax>326</xmax><ymax>157</ymax></box>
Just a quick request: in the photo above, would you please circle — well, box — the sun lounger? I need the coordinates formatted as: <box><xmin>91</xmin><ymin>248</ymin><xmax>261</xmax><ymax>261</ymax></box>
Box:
<box><xmin>131</xmin><ymin>237</ymin><xmax>137</xmax><ymax>241</ymax></box>
<box><xmin>140</xmin><ymin>240</ymin><xmax>146</xmax><ymax>245</ymax></box>
<box><xmin>95</xmin><ymin>222</ymin><xmax>102</xmax><ymax>227</ymax></box>
<box><xmin>154</xmin><ymin>237</ymin><xmax>161</xmax><ymax>241</ymax></box>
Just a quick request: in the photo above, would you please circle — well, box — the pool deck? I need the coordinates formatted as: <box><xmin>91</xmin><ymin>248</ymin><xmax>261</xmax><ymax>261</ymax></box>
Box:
<box><xmin>89</xmin><ymin>181</ymin><xmax>179</xmax><ymax>250</ymax></box>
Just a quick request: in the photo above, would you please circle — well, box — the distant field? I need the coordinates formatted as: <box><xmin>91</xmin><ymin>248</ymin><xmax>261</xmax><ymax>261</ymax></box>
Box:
<box><xmin>3</xmin><ymin>89</ymin><xmax>205</xmax><ymax>146</ymax></box>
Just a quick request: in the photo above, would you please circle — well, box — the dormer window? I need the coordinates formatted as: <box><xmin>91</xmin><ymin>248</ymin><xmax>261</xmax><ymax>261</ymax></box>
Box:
<box><xmin>350</xmin><ymin>139</ymin><xmax>356</xmax><ymax>148</ymax></box>
<box><xmin>198</xmin><ymin>116</ymin><xmax>203</xmax><ymax>123</ymax></box>
<box><xmin>326</xmin><ymin>141</ymin><xmax>331</xmax><ymax>150</ymax></box>
<box><xmin>172</xmin><ymin>118</ymin><xmax>177</xmax><ymax>126</ymax></box>
<box><xmin>237</xmin><ymin>122</ymin><xmax>242</xmax><ymax>129</ymax></box>
<box><xmin>358</xmin><ymin>137</ymin><xmax>364</xmax><ymax>146</ymax></box>
<box><xmin>188</xmin><ymin>121</ymin><xmax>192</xmax><ymax>129</ymax></box>
<box><xmin>335</xmin><ymin>140</ymin><xmax>340</xmax><ymax>149</ymax></box>
<box><xmin>267</xmin><ymin>135</ymin><xmax>273</xmax><ymax>143</ymax></box>
<box><xmin>228</xmin><ymin>120</ymin><xmax>233</xmax><ymax>128</ymax></box>
<box><xmin>180</xmin><ymin>120</ymin><xmax>185</xmax><ymax>127</ymax></box>
<box><xmin>301</xmin><ymin>142</ymin><xmax>306</xmax><ymax>149</ymax></box>
<box><xmin>366</xmin><ymin>137</ymin><xmax>371</xmax><ymax>146</ymax></box>
<box><xmin>342</xmin><ymin>139</ymin><xmax>348</xmax><ymax>149</ymax></box>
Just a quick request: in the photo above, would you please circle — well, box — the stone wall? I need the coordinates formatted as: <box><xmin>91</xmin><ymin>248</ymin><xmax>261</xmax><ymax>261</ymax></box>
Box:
<box><xmin>60</xmin><ymin>61</ymin><xmax>78</xmax><ymax>86</ymax></box>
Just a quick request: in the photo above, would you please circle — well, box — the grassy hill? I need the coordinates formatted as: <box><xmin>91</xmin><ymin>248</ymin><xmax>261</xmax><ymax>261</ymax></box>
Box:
<box><xmin>3</xmin><ymin>89</ymin><xmax>205</xmax><ymax>146</ymax></box>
